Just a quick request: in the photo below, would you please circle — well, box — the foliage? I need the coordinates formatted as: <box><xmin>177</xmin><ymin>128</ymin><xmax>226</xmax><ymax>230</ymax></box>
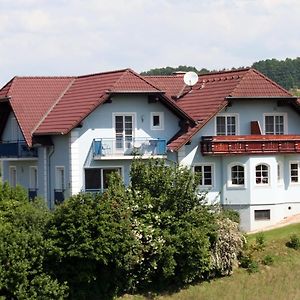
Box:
<box><xmin>46</xmin><ymin>188</ymin><xmax>138</xmax><ymax>300</ymax></box>
<box><xmin>220</xmin><ymin>209</ymin><xmax>240</xmax><ymax>224</ymax></box>
<box><xmin>286</xmin><ymin>234</ymin><xmax>300</xmax><ymax>250</ymax></box>
<box><xmin>262</xmin><ymin>254</ymin><xmax>274</xmax><ymax>266</ymax></box>
<box><xmin>140</xmin><ymin>65</ymin><xmax>209</xmax><ymax>76</ymax></box>
<box><xmin>127</xmin><ymin>159</ymin><xmax>217</xmax><ymax>290</ymax></box>
<box><xmin>252</xmin><ymin>57</ymin><xmax>300</xmax><ymax>90</ymax></box>
<box><xmin>255</xmin><ymin>233</ymin><xmax>266</xmax><ymax>251</ymax></box>
<box><xmin>210</xmin><ymin>218</ymin><xmax>245</xmax><ymax>276</ymax></box>
<box><xmin>0</xmin><ymin>182</ymin><xmax>68</xmax><ymax>299</ymax></box>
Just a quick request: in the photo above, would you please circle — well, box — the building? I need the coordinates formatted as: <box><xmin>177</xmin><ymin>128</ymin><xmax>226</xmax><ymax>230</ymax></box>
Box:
<box><xmin>0</xmin><ymin>67</ymin><xmax>299</xmax><ymax>232</ymax></box>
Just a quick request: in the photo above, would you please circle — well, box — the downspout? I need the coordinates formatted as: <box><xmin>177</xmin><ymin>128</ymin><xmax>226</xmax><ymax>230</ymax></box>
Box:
<box><xmin>48</xmin><ymin>145</ymin><xmax>55</xmax><ymax>209</ymax></box>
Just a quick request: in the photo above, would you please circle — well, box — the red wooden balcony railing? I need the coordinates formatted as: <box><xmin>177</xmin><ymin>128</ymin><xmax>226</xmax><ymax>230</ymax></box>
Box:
<box><xmin>201</xmin><ymin>135</ymin><xmax>300</xmax><ymax>155</ymax></box>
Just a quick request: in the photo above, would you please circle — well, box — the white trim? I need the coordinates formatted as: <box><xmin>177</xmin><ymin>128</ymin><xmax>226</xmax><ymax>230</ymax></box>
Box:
<box><xmin>255</xmin><ymin>163</ymin><xmax>270</xmax><ymax>186</ymax></box>
<box><xmin>193</xmin><ymin>163</ymin><xmax>215</xmax><ymax>188</ymax></box>
<box><xmin>112</xmin><ymin>112</ymin><xmax>136</xmax><ymax>152</ymax></box>
<box><xmin>150</xmin><ymin>112</ymin><xmax>164</xmax><ymax>130</ymax></box>
<box><xmin>227</xmin><ymin>162</ymin><xmax>246</xmax><ymax>189</ymax></box>
<box><xmin>263</xmin><ymin>112</ymin><xmax>288</xmax><ymax>135</ymax></box>
<box><xmin>215</xmin><ymin>113</ymin><xmax>239</xmax><ymax>135</ymax></box>
<box><xmin>289</xmin><ymin>161</ymin><xmax>300</xmax><ymax>185</ymax></box>
<box><xmin>29</xmin><ymin>166</ymin><xmax>38</xmax><ymax>189</ymax></box>
<box><xmin>9</xmin><ymin>165</ymin><xmax>17</xmax><ymax>187</ymax></box>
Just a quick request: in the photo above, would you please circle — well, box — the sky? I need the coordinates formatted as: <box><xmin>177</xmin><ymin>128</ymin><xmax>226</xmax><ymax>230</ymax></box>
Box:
<box><xmin>0</xmin><ymin>0</ymin><xmax>300</xmax><ymax>86</ymax></box>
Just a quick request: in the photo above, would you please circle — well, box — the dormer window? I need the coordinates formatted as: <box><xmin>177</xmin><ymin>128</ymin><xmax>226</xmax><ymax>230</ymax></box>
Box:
<box><xmin>151</xmin><ymin>112</ymin><xmax>164</xmax><ymax>130</ymax></box>
<box><xmin>216</xmin><ymin>114</ymin><xmax>238</xmax><ymax>135</ymax></box>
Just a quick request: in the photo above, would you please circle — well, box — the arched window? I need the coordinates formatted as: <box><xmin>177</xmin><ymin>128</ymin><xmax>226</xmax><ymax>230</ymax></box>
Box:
<box><xmin>231</xmin><ymin>165</ymin><xmax>245</xmax><ymax>185</ymax></box>
<box><xmin>256</xmin><ymin>164</ymin><xmax>269</xmax><ymax>185</ymax></box>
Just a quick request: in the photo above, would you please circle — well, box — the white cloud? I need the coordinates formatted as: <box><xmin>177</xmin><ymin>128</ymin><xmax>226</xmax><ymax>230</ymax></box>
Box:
<box><xmin>0</xmin><ymin>0</ymin><xmax>300</xmax><ymax>86</ymax></box>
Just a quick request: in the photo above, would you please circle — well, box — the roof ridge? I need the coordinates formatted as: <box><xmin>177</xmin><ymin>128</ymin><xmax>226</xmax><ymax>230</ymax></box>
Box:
<box><xmin>251</xmin><ymin>68</ymin><xmax>292</xmax><ymax>96</ymax></box>
<box><xmin>13</xmin><ymin>76</ymin><xmax>75</xmax><ymax>79</ymax></box>
<box><xmin>77</xmin><ymin>68</ymin><xmax>129</xmax><ymax>79</ymax></box>
<box><xmin>200</xmin><ymin>68</ymin><xmax>250</xmax><ymax>77</ymax></box>
<box><xmin>32</xmin><ymin>78</ymin><xmax>76</xmax><ymax>135</ymax></box>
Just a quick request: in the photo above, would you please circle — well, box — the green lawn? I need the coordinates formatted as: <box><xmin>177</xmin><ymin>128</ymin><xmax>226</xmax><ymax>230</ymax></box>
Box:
<box><xmin>119</xmin><ymin>223</ymin><xmax>300</xmax><ymax>300</ymax></box>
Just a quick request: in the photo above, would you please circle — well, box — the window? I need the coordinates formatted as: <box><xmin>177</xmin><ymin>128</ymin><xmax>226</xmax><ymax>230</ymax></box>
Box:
<box><xmin>55</xmin><ymin>166</ymin><xmax>65</xmax><ymax>191</ymax></box>
<box><xmin>9</xmin><ymin>166</ymin><xmax>17</xmax><ymax>187</ymax></box>
<box><xmin>264</xmin><ymin>114</ymin><xmax>286</xmax><ymax>135</ymax></box>
<box><xmin>290</xmin><ymin>162</ymin><xmax>300</xmax><ymax>183</ymax></box>
<box><xmin>255</xmin><ymin>164</ymin><xmax>269</xmax><ymax>185</ymax></box>
<box><xmin>29</xmin><ymin>166</ymin><xmax>38</xmax><ymax>189</ymax></box>
<box><xmin>230</xmin><ymin>165</ymin><xmax>245</xmax><ymax>186</ymax></box>
<box><xmin>151</xmin><ymin>112</ymin><xmax>164</xmax><ymax>130</ymax></box>
<box><xmin>194</xmin><ymin>164</ymin><xmax>213</xmax><ymax>187</ymax></box>
<box><xmin>216</xmin><ymin>115</ymin><xmax>237</xmax><ymax>135</ymax></box>
<box><xmin>85</xmin><ymin>168</ymin><xmax>122</xmax><ymax>192</ymax></box>
<box><xmin>114</xmin><ymin>114</ymin><xmax>134</xmax><ymax>151</ymax></box>
<box><xmin>254</xmin><ymin>209</ymin><xmax>270</xmax><ymax>221</ymax></box>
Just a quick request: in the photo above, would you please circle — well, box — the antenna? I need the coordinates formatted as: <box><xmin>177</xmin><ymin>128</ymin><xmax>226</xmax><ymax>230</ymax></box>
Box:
<box><xmin>183</xmin><ymin>71</ymin><xmax>199</xmax><ymax>87</ymax></box>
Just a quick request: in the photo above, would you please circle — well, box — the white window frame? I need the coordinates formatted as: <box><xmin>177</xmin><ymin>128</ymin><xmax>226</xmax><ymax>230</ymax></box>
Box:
<box><xmin>263</xmin><ymin>113</ymin><xmax>287</xmax><ymax>135</ymax></box>
<box><xmin>228</xmin><ymin>163</ymin><xmax>246</xmax><ymax>188</ymax></box>
<box><xmin>84</xmin><ymin>166</ymin><xmax>124</xmax><ymax>192</ymax></box>
<box><xmin>215</xmin><ymin>113</ymin><xmax>239</xmax><ymax>136</ymax></box>
<box><xmin>289</xmin><ymin>161</ymin><xmax>300</xmax><ymax>185</ymax></box>
<box><xmin>193</xmin><ymin>163</ymin><xmax>214</xmax><ymax>188</ymax></box>
<box><xmin>112</xmin><ymin>112</ymin><xmax>136</xmax><ymax>152</ymax></box>
<box><xmin>150</xmin><ymin>112</ymin><xmax>164</xmax><ymax>130</ymax></box>
<box><xmin>29</xmin><ymin>166</ymin><xmax>38</xmax><ymax>189</ymax></box>
<box><xmin>255</xmin><ymin>163</ymin><xmax>270</xmax><ymax>186</ymax></box>
<box><xmin>9</xmin><ymin>166</ymin><xmax>17</xmax><ymax>187</ymax></box>
<box><xmin>55</xmin><ymin>166</ymin><xmax>65</xmax><ymax>190</ymax></box>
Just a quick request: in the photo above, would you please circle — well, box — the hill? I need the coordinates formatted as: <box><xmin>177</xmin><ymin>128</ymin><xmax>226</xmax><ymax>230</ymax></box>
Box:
<box><xmin>141</xmin><ymin>57</ymin><xmax>300</xmax><ymax>93</ymax></box>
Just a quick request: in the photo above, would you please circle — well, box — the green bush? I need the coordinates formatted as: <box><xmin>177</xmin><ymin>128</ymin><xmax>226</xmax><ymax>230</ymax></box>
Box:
<box><xmin>247</xmin><ymin>260</ymin><xmax>259</xmax><ymax>273</ymax></box>
<box><xmin>255</xmin><ymin>232</ymin><xmax>266</xmax><ymax>251</ymax></box>
<box><xmin>221</xmin><ymin>209</ymin><xmax>240</xmax><ymax>224</ymax></box>
<box><xmin>287</xmin><ymin>234</ymin><xmax>300</xmax><ymax>250</ymax></box>
<box><xmin>262</xmin><ymin>254</ymin><xmax>274</xmax><ymax>266</ymax></box>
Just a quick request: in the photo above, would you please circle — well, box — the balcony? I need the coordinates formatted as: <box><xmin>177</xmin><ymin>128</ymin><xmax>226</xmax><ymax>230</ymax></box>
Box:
<box><xmin>92</xmin><ymin>138</ymin><xmax>167</xmax><ymax>159</ymax></box>
<box><xmin>201</xmin><ymin>135</ymin><xmax>300</xmax><ymax>156</ymax></box>
<box><xmin>0</xmin><ymin>141</ymin><xmax>38</xmax><ymax>158</ymax></box>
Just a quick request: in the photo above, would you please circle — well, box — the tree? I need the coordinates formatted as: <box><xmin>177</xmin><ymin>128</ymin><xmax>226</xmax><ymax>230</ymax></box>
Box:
<box><xmin>0</xmin><ymin>183</ymin><xmax>68</xmax><ymax>299</ymax></box>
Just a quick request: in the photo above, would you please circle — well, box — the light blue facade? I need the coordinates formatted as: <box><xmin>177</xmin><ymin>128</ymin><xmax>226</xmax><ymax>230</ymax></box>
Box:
<box><xmin>2</xmin><ymin>92</ymin><xmax>300</xmax><ymax>232</ymax></box>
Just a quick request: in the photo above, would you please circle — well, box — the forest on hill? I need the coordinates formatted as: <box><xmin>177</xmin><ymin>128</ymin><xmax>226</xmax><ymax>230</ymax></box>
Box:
<box><xmin>141</xmin><ymin>57</ymin><xmax>300</xmax><ymax>93</ymax></box>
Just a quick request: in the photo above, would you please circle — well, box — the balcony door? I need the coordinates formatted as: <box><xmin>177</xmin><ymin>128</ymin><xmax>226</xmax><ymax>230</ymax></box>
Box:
<box><xmin>114</xmin><ymin>114</ymin><xmax>134</xmax><ymax>152</ymax></box>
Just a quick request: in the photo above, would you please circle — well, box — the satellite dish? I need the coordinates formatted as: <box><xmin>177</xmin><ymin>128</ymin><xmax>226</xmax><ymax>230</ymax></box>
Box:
<box><xmin>183</xmin><ymin>71</ymin><xmax>199</xmax><ymax>87</ymax></box>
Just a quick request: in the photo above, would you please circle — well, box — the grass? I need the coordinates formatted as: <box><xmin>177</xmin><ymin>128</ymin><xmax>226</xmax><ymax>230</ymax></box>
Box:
<box><xmin>119</xmin><ymin>223</ymin><xmax>300</xmax><ymax>300</ymax></box>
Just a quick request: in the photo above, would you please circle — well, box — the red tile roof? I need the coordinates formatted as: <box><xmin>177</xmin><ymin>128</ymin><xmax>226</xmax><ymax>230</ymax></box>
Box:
<box><xmin>0</xmin><ymin>67</ymin><xmax>296</xmax><ymax>151</ymax></box>
<box><xmin>0</xmin><ymin>76</ymin><xmax>75</xmax><ymax>146</ymax></box>
<box><xmin>167</xmin><ymin>68</ymin><xmax>295</xmax><ymax>150</ymax></box>
<box><xmin>35</xmin><ymin>69</ymin><xmax>165</xmax><ymax>135</ymax></box>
